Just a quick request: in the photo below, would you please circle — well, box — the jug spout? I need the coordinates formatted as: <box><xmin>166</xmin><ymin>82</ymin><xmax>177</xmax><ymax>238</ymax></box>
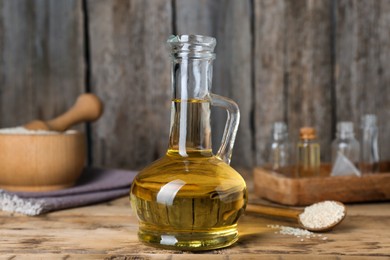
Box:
<box><xmin>167</xmin><ymin>35</ymin><xmax>215</xmax><ymax>101</ymax></box>
<box><xmin>167</xmin><ymin>34</ymin><xmax>216</xmax><ymax>59</ymax></box>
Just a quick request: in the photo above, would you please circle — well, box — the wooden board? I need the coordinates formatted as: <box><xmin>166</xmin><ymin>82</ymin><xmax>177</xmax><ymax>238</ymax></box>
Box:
<box><xmin>0</xmin><ymin>194</ymin><xmax>389</xmax><ymax>258</ymax></box>
<box><xmin>253</xmin><ymin>165</ymin><xmax>390</xmax><ymax>206</ymax></box>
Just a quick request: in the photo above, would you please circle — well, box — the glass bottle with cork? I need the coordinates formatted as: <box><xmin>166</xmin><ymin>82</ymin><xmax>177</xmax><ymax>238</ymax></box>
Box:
<box><xmin>295</xmin><ymin>127</ymin><xmax>320</xmax><ymax>177</ymax></box>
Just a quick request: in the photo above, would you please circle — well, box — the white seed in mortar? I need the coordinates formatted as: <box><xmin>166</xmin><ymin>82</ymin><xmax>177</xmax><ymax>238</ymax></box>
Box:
<box><xmin>299</xmin><ymin>201</ymin><xmax>345</xmax><ymax>229</ymax></box>
<box><xmin>0</xmin><ymin>127</ymin><xmax>76</xmax><ymax>135</ymax></box>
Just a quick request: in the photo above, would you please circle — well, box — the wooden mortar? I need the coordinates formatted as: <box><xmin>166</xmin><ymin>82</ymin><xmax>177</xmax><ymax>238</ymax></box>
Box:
<box><xmin>0</xmin><ymin>131</ymin><xmax>86</xmax><ymax>191</ymax></box>
<box><xmin>0</xmin><ymin>93</ymin><xmax>103</xmax><ymax>192</ymax></box>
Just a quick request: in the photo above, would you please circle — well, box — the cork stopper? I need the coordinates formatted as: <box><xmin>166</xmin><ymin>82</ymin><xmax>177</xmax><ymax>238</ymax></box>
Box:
<box><xmin>300</xmin><ymin>127</ymin><xmax>316</xmax><ymax>140</ymax></box>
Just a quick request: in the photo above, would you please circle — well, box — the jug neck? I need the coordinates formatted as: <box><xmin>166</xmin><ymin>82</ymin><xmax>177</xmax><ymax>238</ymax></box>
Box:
<box><xmin>166</xmin><ymin>35</ymin><xmax>216</xmax><ymax>157</ymax></box>
<box><xmin>168</xmin><ymin>99</ymin><xmax>212</xmax><ymax>157</ymax></box>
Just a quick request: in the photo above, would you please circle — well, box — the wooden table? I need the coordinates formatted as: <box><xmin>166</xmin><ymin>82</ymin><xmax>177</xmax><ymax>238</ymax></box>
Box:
<box><xmin>0</xmin><ymin>193</ymin><xmax>389</xmax><ymax>259</ymax></box>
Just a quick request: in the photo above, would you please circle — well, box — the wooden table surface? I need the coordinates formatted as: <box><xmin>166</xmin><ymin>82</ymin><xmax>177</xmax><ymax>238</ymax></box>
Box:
<box><xmin>0</xmin><ymin>189</ymin><xmax>389</xmax><ymax>259</ymax></box>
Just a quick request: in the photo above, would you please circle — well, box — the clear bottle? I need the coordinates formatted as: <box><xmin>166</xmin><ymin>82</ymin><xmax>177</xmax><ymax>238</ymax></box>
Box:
<box><xmin>268</xmin><ymin>122</ymin><xmax>290</xmax><ymax>171</ymax></box>
<box><xmin>130</xmin><ymin>35</ymin><xmax>247</xmax><ymax>251</ymax></box>
<box><xmin>295</xmin><ymin>127</ymin><xmax>320</xmax><ymax>177</ymax></box>
<box><xmin>331</xmin><ymin>122</ymin><xmax>360</xmax><ymax>167</ymax></box>
<box><xmin>360</xmin><ymin>114</ymin><xmax>380</xmax><ymax>174</ymax></box>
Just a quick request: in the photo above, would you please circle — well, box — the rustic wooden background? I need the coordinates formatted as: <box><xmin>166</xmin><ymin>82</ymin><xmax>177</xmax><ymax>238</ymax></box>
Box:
<box><xmin>0</xmin><ymin>0</ymin><xmax>389</xmax><ymax>171</ymax></box>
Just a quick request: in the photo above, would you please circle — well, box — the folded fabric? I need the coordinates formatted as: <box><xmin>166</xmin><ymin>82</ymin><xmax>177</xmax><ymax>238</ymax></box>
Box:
<box><xmin>0</xmin><ymin>168</ymin><xmax>137</xmax><ymax>216</ymax></box>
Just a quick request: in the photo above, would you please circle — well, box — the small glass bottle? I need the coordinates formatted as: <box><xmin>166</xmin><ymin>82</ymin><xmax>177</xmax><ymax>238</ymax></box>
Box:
<box><xmin>360</xmin><ymin>114</ymin><xmax>380</xmax><ymax>174</ymax></box>
<box><xmin>331</xmin><ymin>122</ymin><xmax>360</xmax><ymax>167</ymax></box>
<box><xmin>296</xmin><ymin>127</ymin><xmax>320</xmax><ymax>178</ymax></box>
<box><xmin>268</xmin><ymin>122</ymin><xmax>290</xmax><ymax>172</ymax></box>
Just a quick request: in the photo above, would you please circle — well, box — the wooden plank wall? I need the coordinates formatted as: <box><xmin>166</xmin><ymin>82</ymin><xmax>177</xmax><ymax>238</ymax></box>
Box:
<box><xmin>0</xmin><ymin>0</ymin><xmax>389</xmax><ymax>171</ymax></box>
<box><xmin>87</xmin><ymin>0</ymin><xmax>172</xmax><ymax>168</ymax></box>
<box><xmin>0</xmin><ymin>0</ymin><xmax>84</xmax><ymax>128</ymax></box>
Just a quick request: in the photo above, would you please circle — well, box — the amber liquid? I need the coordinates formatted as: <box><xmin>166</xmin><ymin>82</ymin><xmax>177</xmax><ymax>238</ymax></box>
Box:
<box><xmin>296</xmin><ymin>141</ymin><xmax>320</xmax><ymax>177</ymax></box>
<box><xmin>130</xmin><ymin>99</ymin><xmax>247</xmax><ymax>251</ymax></box>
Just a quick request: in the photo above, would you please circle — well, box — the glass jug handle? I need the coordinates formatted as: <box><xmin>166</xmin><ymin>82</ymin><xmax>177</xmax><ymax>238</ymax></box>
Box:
<box><xmin>210</xmin><ymin>93</ymin><xmax>240</xmax><ymax>165</ymax></box>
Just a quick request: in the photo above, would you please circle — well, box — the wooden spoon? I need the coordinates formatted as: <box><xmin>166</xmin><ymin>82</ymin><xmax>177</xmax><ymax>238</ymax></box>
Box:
<box><xmin>246</xmin><ymin>201</ymin><xmax>346</xmax><ymax>232</ymax></box>
<box><xmin>24</xmin><ymin>93</ymin><xmax>103</xmax><ymax>131</ymax></box>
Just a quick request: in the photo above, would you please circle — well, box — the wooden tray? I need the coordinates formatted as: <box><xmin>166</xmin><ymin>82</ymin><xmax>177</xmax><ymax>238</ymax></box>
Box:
<box><xmin>253</xmin><ymin>163</ymin><xmax>390</xmax><ymax>206</ymax></box>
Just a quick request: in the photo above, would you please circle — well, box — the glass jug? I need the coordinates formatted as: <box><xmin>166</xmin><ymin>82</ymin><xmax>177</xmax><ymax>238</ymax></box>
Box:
<box><xmin>130</xmin><ymin>35</ymin><xmax>247</xmax><ymax>251</ymax></box>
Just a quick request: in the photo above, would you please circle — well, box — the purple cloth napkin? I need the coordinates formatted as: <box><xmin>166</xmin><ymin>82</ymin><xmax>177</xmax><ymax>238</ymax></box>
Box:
<box><xmin>0</xmin><ymin>168</ymin><xmax>137</xmax><ymax>216</ymax></box>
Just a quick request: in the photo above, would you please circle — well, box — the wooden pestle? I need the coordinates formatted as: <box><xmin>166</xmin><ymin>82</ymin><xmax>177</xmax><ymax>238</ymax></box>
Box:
<box><xmin>24</xmin><ymin>93</ymin><xmax>103</xmax><ymax>131</ymax></box>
